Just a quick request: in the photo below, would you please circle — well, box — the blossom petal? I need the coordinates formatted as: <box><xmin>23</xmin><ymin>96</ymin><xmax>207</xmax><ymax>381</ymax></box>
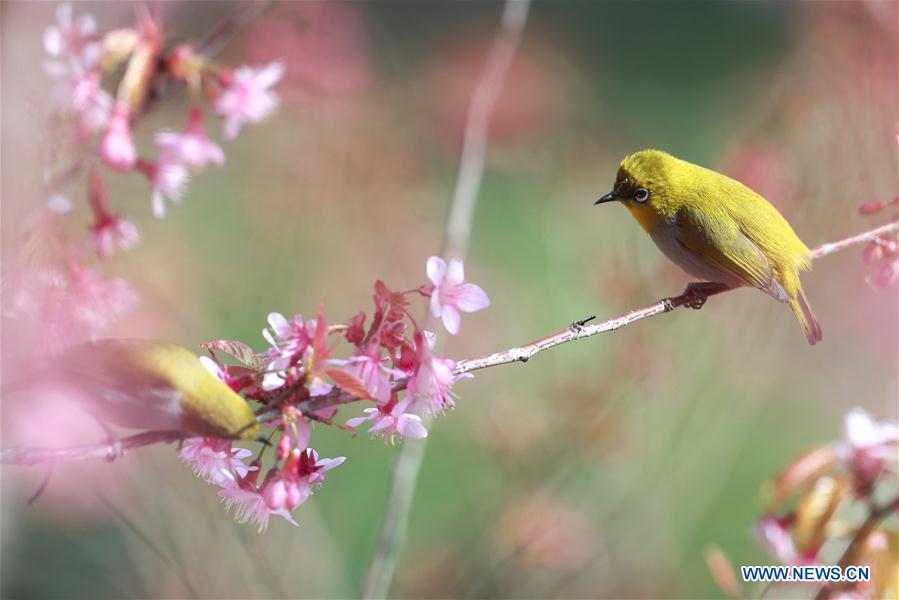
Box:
<box><xmin>426</xmin><ymin>256</ymin><xmax>446</xmax><ymax>285</ymax></box>
<box><xmin>446</xmin><ymin>258</ymin><xmax>465</xmax><ymax>285</ymax></box>
<box><xmin>441</xmin><ymin>305</ymin><xmax>461</xmax><ymax>335</ymax></box>
<box><xmin>346</xmin><ymin>414</ymin><xmax>375</xmax><ymax>428</ymax></box>
<box><xmin>844</xmin><ymin>409</ymin><xmax>878</xmax><ymax>448</ymax></box>
<box><xmin>454</xmin><ymin>283</ymin><xmax>490</xmax><ymax>312</ymax></box>
<box><xmin>397</xmin><ymin>415</ymin><xmax>428</xmax><ymax>439</ymax></box>
<box><xmin>429</xmin><ymin>290</ymin><xmax>443</xmax><ymax>318</ymax></box>
<box><xmin>315</xmin><ymin>456</ymin><xmax>346</xmax><ymax>471</ymax></box>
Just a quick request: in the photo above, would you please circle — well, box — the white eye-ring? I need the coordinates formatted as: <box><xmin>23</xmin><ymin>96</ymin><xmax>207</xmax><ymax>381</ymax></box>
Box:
<box><xmin>633</xmin><ymin>188</ymin><xmax>650</xmax><ymax>203</ymax></box>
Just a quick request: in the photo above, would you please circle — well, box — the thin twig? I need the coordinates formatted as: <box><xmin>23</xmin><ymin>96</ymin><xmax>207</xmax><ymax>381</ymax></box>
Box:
<box><xmin>813</xmin><ymin>494</ymin><xmax>899</xmax><ymax>600</ymax></box>
<box><xmin>361</xmin><ymin>1</ymin><xmax>531</xmax><ymax>598</ymax></box>
<box><xmin>1</xmin><ymin>431</ymin><xmax>184</xmax><ymax>465</ymax></box>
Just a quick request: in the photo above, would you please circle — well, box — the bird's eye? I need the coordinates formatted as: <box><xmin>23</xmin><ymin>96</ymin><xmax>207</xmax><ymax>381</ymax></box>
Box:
<box><xmin>633</xmin><ymin>188</ymin><xmax>650</xmax><ymax>203</ymax></box>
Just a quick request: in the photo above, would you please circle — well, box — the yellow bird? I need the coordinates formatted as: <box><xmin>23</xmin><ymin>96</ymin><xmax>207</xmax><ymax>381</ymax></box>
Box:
<box><xmin>53</xmin><ymin>339</ymin><xmax>260</xmax><ymax>439</ymax></box>
<box><xmin>594</xmin><ymin>149</ymin><xmax>822</xmax><ymax>345</ymax></box>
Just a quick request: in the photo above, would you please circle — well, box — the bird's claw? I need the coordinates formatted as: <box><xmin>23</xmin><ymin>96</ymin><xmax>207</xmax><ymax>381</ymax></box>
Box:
<box><xmin>681</xmin><ymin>282</ymin><xmax>727</xmax><ymax>310</ymax></box>
<box><xmin>685</xmin><ymin>294</ymin><xmax>708</xmax><ymax>310</ymax></box>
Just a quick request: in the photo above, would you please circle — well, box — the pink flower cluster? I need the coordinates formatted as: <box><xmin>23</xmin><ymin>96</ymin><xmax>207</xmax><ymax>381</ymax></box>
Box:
<box><xmin>182</xmin><ymin>257</ymin><xmax>489</xmax><ymax>528</ymax></box>
<box><xmin>43</xmin><ymin>3</ymin><xmax>284</xmax><ymax>252</ymax></box>
<box><xmin>858</xmin><ymin>198</ymin><xmax>899</xmax><ymax>287</ymax></box>
<box><xmin>755</xmin><ymin>409</ymin><xmax>897</xmax><ymax>574</ymax></box>
<box><xmin>16</xmin><ymin>4</ymin><xmax>285</xmax><ymax>347</ymax></box>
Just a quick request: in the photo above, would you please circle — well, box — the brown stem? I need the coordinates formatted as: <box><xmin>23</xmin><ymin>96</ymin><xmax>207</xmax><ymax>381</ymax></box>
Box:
<box><xmin>813</xmin><ymin>494</ymin><xmax>899</xmax><ymax>600</ymax></box>
<box><xmin>1</xmin><ymin>431</ymin><xmax>184</xmax><ymax>465</ymax></box>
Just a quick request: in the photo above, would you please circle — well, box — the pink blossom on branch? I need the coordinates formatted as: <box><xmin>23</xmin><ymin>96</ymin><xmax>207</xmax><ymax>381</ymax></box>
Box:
<box><xmin>179</xmin><ymin>438</ymin><xmax>254</xmax><ymax>486</ymax></box>
<box><xmin>407</xmin><ymin>331</ymin><xmax>462</xmax><ymax>415</ymax></box>
<box><xmin>756</xmin><ymin>515</ymin><xmax>799</xmax><ymax>564</ymax></box>
<box><xmin>100</xmin><ymin>102</ymin><xmax>137</xmax><ymax>171</ymax></box>
<box><xmin>424</xmin><ymin>256</ymin><xmax>490</xmax><ymax>334</ymax></box>
<box><xmin>137</xmin><ymin>156</ymin><xmax>190</xmax><ymax>219</ymax></box>
<box><xmin>90</xmin><ymin>213</ymin><xmax>139</xmax><ymax>259</ymax></box>
<box><xmin>261</xmin><ymin>312</ymin><xmax>317</xmax><ymax>391</ymax></box>
<box><xmin>834</xmin><ymin>408</ymin><xmax>899</xmax><ymax>491</ymax></box>
<box><xmin>259</xmin><ymin>448</ymin><xmax>345</xmax><ymax>517</ymax></box>
<box><xmin>154</xmin><ymin>107</ymin><xmax>225</xmax><ymax>171</ymax></box>
<box><xmin>346</xmin><ymin>397</ymin><xmax>428</xmax><ymax>441</ymax></box>
<box><xmin>214</xmin><ymin>62</ymin><xmax>285</xmax><ymax>140</ymax></box>
<box><xmin>43</xmin><ymin>3</ymin><xmax>100</xmax><ymax>70</ymax></box>
<box><xmin>88</xmin><ymin>170</ymin><xmax>139</xmax><ymax>259</ymax></box>
<box><xmin>219</xmin><ymin>478</ymin><xmax>299</xmax><ymax>532</ymax></box>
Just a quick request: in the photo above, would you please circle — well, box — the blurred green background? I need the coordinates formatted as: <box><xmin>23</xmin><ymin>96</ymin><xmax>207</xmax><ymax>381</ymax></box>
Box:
<box><xmin>1</xmin><ymin>1</ymin><xmax>896</xmax><ymax>598</ymax></box>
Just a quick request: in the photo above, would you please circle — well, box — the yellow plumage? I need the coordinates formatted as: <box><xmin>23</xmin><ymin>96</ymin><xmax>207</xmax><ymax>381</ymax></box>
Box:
<box><xmin>57</xmin><ymin>339</ymin><xmax>260</xmax><ymax>439</ymax></box>
<box><xmin>595</xmin><ymin>149</ymin><xmax>822</xmax><ymax>344</ymax></box>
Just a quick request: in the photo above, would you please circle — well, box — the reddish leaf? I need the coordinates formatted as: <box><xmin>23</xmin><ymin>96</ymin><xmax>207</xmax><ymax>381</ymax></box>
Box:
<box><xmin>325</xmin><ymin>368</ymin><xmax>371</xmax><ymax>400</ymax></box>
<box><xmin>201</xmin><ymin>340</ymin><xmax>265</xmax><ymax>370</ymax></box>
<box><xmin>346</xmin><ymin>311</ymin><xmax>366</xmax><ymax>344</ymax></box>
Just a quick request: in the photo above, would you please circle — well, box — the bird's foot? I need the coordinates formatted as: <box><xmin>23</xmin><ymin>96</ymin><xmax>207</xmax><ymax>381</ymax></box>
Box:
<box><xmin>681</xmin><ymin>282</ymin><xmax>729</xmax><ymax>310</ymax></box>
<box><xmin>569</xmin><ymin>315</ymin><xmax>596</xmax><ymax>333</ymax></box>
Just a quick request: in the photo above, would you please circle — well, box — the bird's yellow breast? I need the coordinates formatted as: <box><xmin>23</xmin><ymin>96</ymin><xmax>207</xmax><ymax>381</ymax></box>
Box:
<box><xmin>625</xmin><ymin>202</ymin><xmax>667</xmax><ymax>235</ymax></box>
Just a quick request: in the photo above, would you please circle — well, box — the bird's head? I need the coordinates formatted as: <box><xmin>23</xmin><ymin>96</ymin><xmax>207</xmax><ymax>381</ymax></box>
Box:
<box><xmin>594</xmin><ymin>149</ymin><xmax>678</xmax><ymax>230</ymax></box>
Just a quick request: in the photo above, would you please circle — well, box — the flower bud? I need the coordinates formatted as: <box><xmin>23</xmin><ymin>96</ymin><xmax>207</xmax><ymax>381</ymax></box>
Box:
<box><xmin>862</xmin><ymin>241</ymin><xmax>883</xmax><ymax>264</ymax></box>
<box><xmin>871</xmin><ymin>260</ymin><xmax>899</xmax><ymax>288</ymax></box>
<box><xmin>100</xmin><ymin>102</ymin><xmax>136</xmax><ymax>171</ymax></box>
<box><xmin>262</xmin><ymin>476</ymin><xmax>287</xmax><ymax>510</ymax></box>
<box><xmin>859</xmin><ymin>201</ymin><xmax>884</xmax><ymax>215</ymax></box>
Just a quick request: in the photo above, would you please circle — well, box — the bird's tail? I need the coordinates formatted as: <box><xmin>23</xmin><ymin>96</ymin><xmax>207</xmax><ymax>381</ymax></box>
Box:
<box><xmin>789</xmin><ymin>288</ymin><xmax>822</xmax><ymax>345</ymax></box>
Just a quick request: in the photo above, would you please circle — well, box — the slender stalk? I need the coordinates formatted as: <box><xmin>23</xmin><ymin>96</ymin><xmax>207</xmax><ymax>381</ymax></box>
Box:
<box><xmin>812</xmin><ymin>494</ymin><xmax>899</xmax><ymax>600</ymax></box>
<box><xmin>361</xmin><ymin>2</ymin><xmax>531</xmax><ymax>598</ymax></box>
<box><xmin>1</xmin><ymin>431</ymin><xmax>184</xmax><ymax>465</ymax></box>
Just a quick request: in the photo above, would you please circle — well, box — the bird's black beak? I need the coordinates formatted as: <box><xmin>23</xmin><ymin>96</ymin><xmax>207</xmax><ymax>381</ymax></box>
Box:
<box><xmin>594</xmin><ymin>191</ymin><xmax>619</xmax><ymax>205</ymax></box>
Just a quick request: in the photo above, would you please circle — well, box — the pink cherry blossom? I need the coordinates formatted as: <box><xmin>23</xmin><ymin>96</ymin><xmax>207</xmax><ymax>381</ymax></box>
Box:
<box><xmin>137</xmin><ymin>156</ymin><xmax>190</xmax><ymax>219</ymax></box>
<box><xmin>275</xmin><ymin>407</ymin><xmax>312</xmax><ymax>460</ymax></box>
<box><xmin>219</xmin><ymin>484</ymin><xmax>298</xmax><ymax>532</ymax></box>
<box><xmin>43</xmin><ymin>3</ymin><xmax>100</xmax><ymax>70</ymax></box>
<box><xmin>407</xmin><ymin>331</ymin><xmax>461</xmax><ymax>415</ymax></box>
<box><xmin>42</xmin><ymin>263</ymin><xmax>140</xmax><ymax>346</ymax></box>
<box><xmin>346</xmin><ymin>397</ymin><xmax>428</xmax><ymax>441</ymax></box>
<box><xmin>214</xmin><ymin>62</ymin><xmax>285</xmax><ymax>140</ymax></box>
<box><xmin>870</xmin><ymin>259</ymin><xmax>899</xmax><ymax>288</ymax></box>
<box><xmin>756</xmin><ymin>515</ymin><xmax>797</xmax><ymax>564</ymax></box>
<box><xmin>154</xmin><ymin>107</ymin><xmax>225</xmax><ymax>171</ymax></box>
<box><xmin>89</xmin><ymin>214</ymin><xmax>140</xmax><ymax>259</ymax></box>
<box><xmin>100</xmin><ymin>102</ymin><xmax>137</xmax><ymax>171</ymax></box>
<box><xmin>46</xmin><ymin>67</ymin><xmax>112</xmax><ymax>138</ymax></box>
<box><xmin>834</xmin><ymin>408</ymin><xmax>899</xmax><ymax>490</ymax></box>
<box><xmin>335</xmin><ymin>350</ymin><xmax>402</xmax><ymax>404</ymax></box>
<box><xmin>180</xmin><ymin>438</ymin><xmax>254</xmax><ymax>486</ymax></box>
<box><xmin>260</xmin><ymin>448</ymin><xmax>345</xmax><ymax>513</ymax></box>
<box><xmin>261</xmin><ymin>312</ymin><xmax>318</xmax><ymax>391</ymax></box>
<box><xmin>425</xmin><ymin>256</ymin><xmax>490</xmax><ymax>334</ymax></box>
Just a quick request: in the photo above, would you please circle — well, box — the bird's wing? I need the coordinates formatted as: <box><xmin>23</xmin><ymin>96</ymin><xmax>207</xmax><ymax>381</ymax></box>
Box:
<box><xmin>675</xmin><ymin>206</ymin><xmax>776</xmax><ymax>292</ymax></box>
<box><xmin>58</xmin><ymin>340</ymin><xmax>184</xmax><ymax>431</ymax></box>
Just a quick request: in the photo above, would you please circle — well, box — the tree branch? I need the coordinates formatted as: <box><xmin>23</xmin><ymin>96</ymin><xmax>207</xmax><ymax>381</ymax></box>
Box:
<box><xmin>1</xmin><ymin>431</ymin><xmax>184</xmax><ymax>466</ymax></box>
<box><xmin>813</xmin><ymin>493</ymin><xmax>899</xmax><ymax>600</ymax></box>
